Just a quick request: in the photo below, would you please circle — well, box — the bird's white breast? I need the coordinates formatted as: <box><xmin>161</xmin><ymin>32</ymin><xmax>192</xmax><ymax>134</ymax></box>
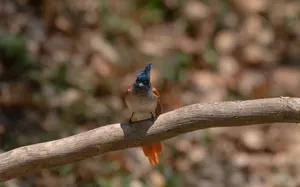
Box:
<box><xmin>126</xmin><ymin>92</ymin><xmax>157</xmax><ymax>121</ymax></box>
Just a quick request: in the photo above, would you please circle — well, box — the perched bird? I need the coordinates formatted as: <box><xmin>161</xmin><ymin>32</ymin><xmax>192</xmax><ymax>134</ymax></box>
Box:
<box><xmin>124</xmin><ymin>63</ymin><xmax>162</xmax><ymax>165</ymax></box>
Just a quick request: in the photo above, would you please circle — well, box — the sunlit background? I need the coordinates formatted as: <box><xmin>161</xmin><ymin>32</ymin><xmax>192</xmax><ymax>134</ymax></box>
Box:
<box><xmin>1</xmin><ymin>0</ymin><xmax>300</xmax><ymax>186</ymax></box>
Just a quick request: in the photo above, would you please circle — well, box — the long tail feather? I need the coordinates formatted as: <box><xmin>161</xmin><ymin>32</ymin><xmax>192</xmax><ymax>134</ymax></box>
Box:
<box><xmin>141</xmin><ymin>142</ymin><xmax>162</xmax><ymax>165</ymax></box>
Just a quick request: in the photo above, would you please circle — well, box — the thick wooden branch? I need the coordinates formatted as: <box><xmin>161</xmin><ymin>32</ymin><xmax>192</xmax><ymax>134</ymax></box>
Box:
<box><xmin>1</xmin><ymin>97</ymin><xmax>300</xmax><ymax>181</ymax></box>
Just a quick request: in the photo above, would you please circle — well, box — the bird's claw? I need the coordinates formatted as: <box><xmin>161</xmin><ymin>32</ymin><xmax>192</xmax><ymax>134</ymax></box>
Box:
<box><xmin>128</xmin><ymin>119</ymin><xmax>133</xmax><ymax>127</ymax></box>
<box><xmin>128</xmin><ymin>113</ymin><xmax>135</xmax><ymax>126</ymax></box>
<box><xmin>150</xmin><ymin>112</ymin><xmax>156</xmax><ymax>121</ymax></box>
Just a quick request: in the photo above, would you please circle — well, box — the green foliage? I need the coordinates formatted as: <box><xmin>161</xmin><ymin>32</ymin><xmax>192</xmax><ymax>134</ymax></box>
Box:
<box><xmin>120</xmin><ymin>174</ymin><xmax>131</xmax><ymax>187</ymax></box>
<box><xmin>162</xmin><ymin>166</ymin><xmax>184</xmax><ymax>187</ymax></box>
<box><xmin>203</xmin><ymin>43</ymin><xmax>217</xmax><ymax>69</ymax></box>
<box><xmin>49</xmin><ymin>64</ymin><xmax>69</xmax><ymax>91</ymax></box>
<box><xmin>39</xmin><ymin>132</ymin><xmax>61</xmax><ymax>142</ymax></box>
<box><xmin>203</xmin><ymin>131</ymin><xmax>213</xmax><ymax>145</ymax></box>
<box><xmin>142</xmin><ymin>0</ymin><xmax>164</xmax><ymax>21</ymax></box>
<box><xmin>102</xmin><ymin>15</ymin><xmax>133</xmax><ymax>37</ymax></box>
<box><xmin>95</xmin><ymin>178</ymin><xmax>112</xmax><ymax>187</ymax></box>
<box><xmin>161</xmin><ymin>53</ymin><xmax>192</xmax><ymax>82</ymax></box>
<box><xmin>103</xmin><ymin>161</ymin><xmax>121</xmax><ymax>171</ymax></box>
<box><xmin>0</xmin><ymin>31</ymin><xmax>40</xmax><ymax>80</ymax></box>
<box><xmin>144</xmin><ymin>0</ymin><xmax>163</xmax><ymax>10</ymax></box>
<box><xmin>1</xmin><ymin>137</ymin><xmax>19</xmax><ymax>151</ymax></box>
<box><xmin>59</xmin><ymin>164</ymin><xmax>74</xmax><ymax>176</ymax></box>
<box><xmin>99</xmin><ymin>0</ymin><xmax>133</xmax><ymax>39</ymax></box>
<box><xmin>0</xmin><ymin>32</ymin><xmax>27</xmax><ymax>61</ymax></box>
<box><xmin>94</xmin><ymin>172</ymin><xmax>129</xmax><ymax>187</ymax></box>
<box><xmin>227</xmin><ymin>87</ymin><xmax>246</xmax><ymax>100</ymax></box>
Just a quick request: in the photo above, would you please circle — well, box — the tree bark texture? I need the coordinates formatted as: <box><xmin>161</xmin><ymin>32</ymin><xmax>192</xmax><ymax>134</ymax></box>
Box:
<box><xmin>0</xmin><ymin>97</ymin><xmax>300</xmax><ymax>181</ymax></box>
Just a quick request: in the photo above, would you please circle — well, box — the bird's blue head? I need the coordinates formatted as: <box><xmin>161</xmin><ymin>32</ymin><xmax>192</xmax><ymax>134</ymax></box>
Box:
<box><xmin>133</xmin><ymin>63</ymin><xmax>152</xmax><ymax>93</ymax></box>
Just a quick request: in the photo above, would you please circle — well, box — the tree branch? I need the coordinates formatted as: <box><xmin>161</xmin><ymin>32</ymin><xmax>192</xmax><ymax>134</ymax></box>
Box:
<box><xmin>1</xmin><ymin>97</ymin><xmax>300</xmax><ymax>181</ymax></box>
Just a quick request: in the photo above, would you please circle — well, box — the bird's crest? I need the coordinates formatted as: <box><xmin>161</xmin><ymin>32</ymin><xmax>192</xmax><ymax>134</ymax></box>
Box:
<box><xmin>137</xmin><ymin>63</ymin><xmax>152</xmax><ymax>81</ymax></box>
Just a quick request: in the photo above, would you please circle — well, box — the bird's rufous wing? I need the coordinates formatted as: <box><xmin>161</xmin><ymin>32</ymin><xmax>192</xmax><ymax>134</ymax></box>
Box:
<box><xmin>123</xmin><ymin>86</ymin><xmax>132</xmax><ymax>106</ymax></box>
<box><xmin>153</xmin><ymin>87</ymin><xmax>162</xmax><ymax>116</ymax></box>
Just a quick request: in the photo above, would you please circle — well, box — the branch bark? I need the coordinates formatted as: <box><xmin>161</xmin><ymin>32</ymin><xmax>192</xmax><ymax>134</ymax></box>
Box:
<box><xmin>1</xmin><ymin>97</ymin><xmax>300</xmax><ymax>181</ymax></box>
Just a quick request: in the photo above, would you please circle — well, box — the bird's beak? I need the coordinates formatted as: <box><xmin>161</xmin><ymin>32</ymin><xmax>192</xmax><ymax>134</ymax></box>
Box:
<box><xmin>138</xmin><ymin>82</ymin><xmax>144</xmax><ymax>87</ymax></box>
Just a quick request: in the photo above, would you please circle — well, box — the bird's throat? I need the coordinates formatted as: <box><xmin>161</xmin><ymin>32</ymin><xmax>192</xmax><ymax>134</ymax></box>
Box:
<box><xmin>132</xmin><ymin>83</ymin><xmax>152</xmax><ymax>95</ymax></box>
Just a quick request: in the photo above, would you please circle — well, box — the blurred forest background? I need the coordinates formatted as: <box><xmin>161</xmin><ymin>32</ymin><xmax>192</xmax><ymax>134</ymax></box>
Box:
<box><xmin>0</xmin><ymin>0</ymin><xmax>300</xmax><ymax>186</ymax></box>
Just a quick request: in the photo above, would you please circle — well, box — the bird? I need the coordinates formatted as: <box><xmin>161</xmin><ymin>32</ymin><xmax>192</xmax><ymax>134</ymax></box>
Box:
<box><xmin>124</xmin><ymin>63</ymin><xmax>162</xmax><ymax>165</ymax></box>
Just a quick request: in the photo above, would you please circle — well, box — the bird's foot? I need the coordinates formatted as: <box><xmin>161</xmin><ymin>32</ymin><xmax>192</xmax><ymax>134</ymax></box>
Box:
<box><xmin>128</xmin><ymin>113</ymin><xmax>135</xmax><ymax>126</ymax></box>
<box><xmin>150</xmin><ymin>112</ymin><xmax>156</xmax><ymax>121</ymax></box>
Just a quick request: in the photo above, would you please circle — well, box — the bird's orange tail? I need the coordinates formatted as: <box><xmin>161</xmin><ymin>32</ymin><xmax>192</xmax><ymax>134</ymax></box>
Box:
<box><xmin>141</xmin><ymin>142</ymin><xmax>162</xmax><ymax>165</ymax></box>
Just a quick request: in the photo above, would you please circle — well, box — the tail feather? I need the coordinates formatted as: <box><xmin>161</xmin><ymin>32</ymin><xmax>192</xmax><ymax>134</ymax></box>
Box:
<box><xmin>141</xmin><ymin>142</ymin><xmax>162</xmax><ymax>165</ymax></box>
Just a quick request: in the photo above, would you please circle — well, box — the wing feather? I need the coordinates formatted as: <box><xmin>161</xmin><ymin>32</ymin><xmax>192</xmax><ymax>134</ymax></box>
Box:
<box><xmin>123</xmin><ymin>86</ymin><xmax>132</xmax><ymax>106</ymax></box>
<box><xmin>153</xmin><ymin>87</ymin><xmax>162</xmax><ymax>116</ymax></box>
